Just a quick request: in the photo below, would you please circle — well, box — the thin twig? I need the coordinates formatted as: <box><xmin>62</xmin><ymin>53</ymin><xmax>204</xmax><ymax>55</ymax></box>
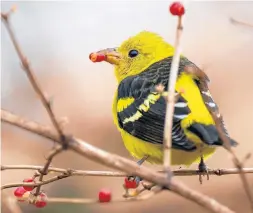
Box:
<box><xmin>47</xmin><ymin>198</ymin><xmax>103</xmax><ymax>204</ymax></box>
<box><xmin>34</xmin><ymin>146</ymin><xmax>63</xmax><ymax>195</ymax></box>
<box><xmin>47</xmin><ymin>188</ymin><xmax>162</xmax><ymax>204</ymax></box>
<box><xmin>1</xmin><ymin>171</ymin><xmax>73</xmax><ymax>190</ymax></box>
<box><xmin>1</xmin><ymin>109</ymin><xmax>236</xmax><ymax>213</ymax></box>
<box><xmin>2</xmin><ymin>164</ymin><xmax>253</xmax><ymax>177</ymax></box>
<box><xmin>163</xmin><ymin>16</ymin><xmax>184</xmax><ymax>171</ymax></box>
<box><xmin>1</xmin><ymin>165</ymin><xmax>126</xmax><ymax>176</ymax></box>
<box><xmin>48</xmin><ymin>184</ymin><xmax>162</xmax><ymax>204</ymax></box>
<box><xmin>2</xmin><ymin>165</ymin><xmax>252</xmax><ymax>190</ymax></box>
<box><xmin>230</xmin><ymin>17</ymin><xmax>253</xmax><ymax>28</ymax></box>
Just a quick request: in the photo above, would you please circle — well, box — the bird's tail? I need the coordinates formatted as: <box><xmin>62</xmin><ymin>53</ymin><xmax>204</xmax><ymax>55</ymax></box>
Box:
<box><xmin>187</xmin><ymin>123</ymin><xmax>238</xmax><ymax>147</ymax></box>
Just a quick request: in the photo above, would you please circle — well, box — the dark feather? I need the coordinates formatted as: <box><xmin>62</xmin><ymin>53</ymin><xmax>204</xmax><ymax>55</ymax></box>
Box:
<box><xmin>191</xmin><ymin>72</ymin><xmax>238</xmax><ymax>147</ymax></box>
<box><xmin>117</xmin><ymin>57</ymin><xmax>197</xmax><ymax>151</ymax></box>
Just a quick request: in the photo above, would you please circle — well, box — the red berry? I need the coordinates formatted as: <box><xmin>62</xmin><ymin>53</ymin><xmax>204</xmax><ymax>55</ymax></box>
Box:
<box><xmin>23</xmin><ymin>178</ymin><xmax>35</xmax><ymax>191</ymax></box>
<box><xmin>89</xmin><ymin>53</ymin><xmax>106</xmax><ymax>62</ymax></box>
<box><xmin>35</xmin><ymin>192</ymin><xmax>48</xmax><ymax>208</ymax></box>
<box><xmin>169</xmin><ymin>2</ymin><xmax>185</xmax><ymax>16</ymax></box>
<box><xmin>98</xmin><ymin>189</ymin><xmax>111</xmax><ymax>203</ymax></box>
<box><xmin>124</xmin><ymin>177</ymin><xmax>139</xmax><ymax>189</ymax></box>
<box><xmin>14</xmin><ymin>187</ymin><xmax>27</xmax><ymax>197</ymax></box>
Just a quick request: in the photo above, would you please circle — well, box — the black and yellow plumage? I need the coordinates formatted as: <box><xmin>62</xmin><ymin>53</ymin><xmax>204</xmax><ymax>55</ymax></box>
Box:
<box><xmin>96</xmin><ymin>31</ymin><xmax>237</xmax><ymax>166</ymax></box>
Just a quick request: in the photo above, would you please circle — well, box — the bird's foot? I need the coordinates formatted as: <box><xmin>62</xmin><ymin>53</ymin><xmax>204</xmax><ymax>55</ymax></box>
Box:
<box><xmin>136</xmin><ymin>155</ymin><xmax>149</xmax><ymax>166</ymax></box>
<box><xmin>198</xmin><ymin>156</ymin><xmax>209</xmax><ymax>184</ymax></box>
<box><xmin>126</xmin><ymin>155</ymin><xmax>149</xmax><ymax>182</ymax></box>
<box><xmin>123</xmin><ymin>156</ymin><xmax>149</xmax><ymax>197</ymax></box>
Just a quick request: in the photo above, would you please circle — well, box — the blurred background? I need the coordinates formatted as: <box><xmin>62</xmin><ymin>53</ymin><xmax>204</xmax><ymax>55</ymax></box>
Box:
<box><xmin>1</xmin><ymin>1</ymin><xmax>253</xmax><ymax>213</ymax></box>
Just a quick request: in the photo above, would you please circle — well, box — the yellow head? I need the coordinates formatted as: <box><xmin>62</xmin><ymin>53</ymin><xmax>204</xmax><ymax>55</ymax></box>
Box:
<box><xmin>96</xmin><ymin>31</ymin><xmax>175</xmax><ymax>82</ymax></box>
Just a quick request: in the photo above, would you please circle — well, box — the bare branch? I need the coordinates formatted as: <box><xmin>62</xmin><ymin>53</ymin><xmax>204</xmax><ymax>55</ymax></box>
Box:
<box><xmin>1</xmin><ymin>165</ymin><xmax>125</xmax><ymax>176</ymax></box>
<box><xmin>34</xmin><ymin>146</ymin><xmax>63</xmax><ymax>195</ymax></box>
<box><xmin>2</xmin><ymin>163</ymin><xmax>252</xmax><ymax>192</ymax></box>
<box><xmin>47</xmin><ymin>187</ymin><xmax>162</xmax><ymax>204</ymax></box>
<box><xmin>48</xmin><ymin>197</ymin><xmax>98</xmax><ymax>204</ymax></box>
<box><xmin>1</xmin><ymin>173</ymin><xmax>71</xmax><ymax>190</ymax></box>
<box><xmin>163</xmin><ymin>15</ymin><xmax>184</xmax><ymax>171</ymax></box>
<box><xmin>2</xmin><ymin>164</ymin><xmax>253</xmax><ymax>177</ymax></box>
<box><xmin>1</xmin><ymin>109</ymin><xmax>236</xmax><ymax>213</ymax></box>
<box><xmin>230</xmin><ymin>17</ymin><xmax>253</xmax><ymax>28</ymax></box>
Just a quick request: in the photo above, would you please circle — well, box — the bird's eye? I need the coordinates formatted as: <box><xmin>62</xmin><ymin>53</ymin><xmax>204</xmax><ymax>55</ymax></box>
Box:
<box><xmin>128</xmin><ymin>49</ymin><xmax>139</xmax><ymax>58</ymax></box>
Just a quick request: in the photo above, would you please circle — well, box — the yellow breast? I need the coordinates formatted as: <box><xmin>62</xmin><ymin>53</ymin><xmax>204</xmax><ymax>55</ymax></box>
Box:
<box><xmin>120</xmin><ymin>129</ymin><xmax>215</xmax><ymax>166</ymax></box>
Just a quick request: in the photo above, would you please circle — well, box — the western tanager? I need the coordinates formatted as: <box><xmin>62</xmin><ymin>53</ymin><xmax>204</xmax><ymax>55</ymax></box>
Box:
<box><xmin>92</xmin><ymin>31</ymin><xmax>237</xmax><ymax>169</ymax></box>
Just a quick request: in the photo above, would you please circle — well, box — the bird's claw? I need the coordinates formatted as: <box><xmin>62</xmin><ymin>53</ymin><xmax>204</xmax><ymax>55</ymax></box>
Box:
<box><xmin>198</xmin><ymin>156</ymin><xmax>209</xmax><ymax>184</ymax></box>
<box><xmin>136</xmin><ymin>155</ymin><xmax>149</xmax><ymax>165</ymax></box>
<box><xmin>126</xmin><ymin>155</ymin><xmax>149</xmax><ymax>183</ymax></box>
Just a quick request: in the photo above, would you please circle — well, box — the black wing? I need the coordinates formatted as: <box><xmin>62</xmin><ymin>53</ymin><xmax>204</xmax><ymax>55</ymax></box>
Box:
<box><xmin>116</xmin><ymin>57</ymin><xmax>197</xmax><ymax>151</ymax></box>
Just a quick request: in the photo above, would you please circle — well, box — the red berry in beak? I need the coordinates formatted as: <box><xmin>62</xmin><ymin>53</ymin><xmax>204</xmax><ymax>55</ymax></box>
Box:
<box><xmin>89</xmin><ymin>53</ymin><xmax>106</xmax><ymax>62</ymax></box>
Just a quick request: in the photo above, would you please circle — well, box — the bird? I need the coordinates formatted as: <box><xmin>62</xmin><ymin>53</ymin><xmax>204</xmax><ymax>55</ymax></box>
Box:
<box><xmin>92</xmin><ymin>31</ymin><xmax>237</xmax><ymax>174</ymax></box>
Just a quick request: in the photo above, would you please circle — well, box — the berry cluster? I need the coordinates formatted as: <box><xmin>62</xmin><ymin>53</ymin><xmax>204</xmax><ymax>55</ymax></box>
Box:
<box><xmin>13</xmin><ymin>177</ymin><xmax>47</xmax><ymax>208</ymax></box>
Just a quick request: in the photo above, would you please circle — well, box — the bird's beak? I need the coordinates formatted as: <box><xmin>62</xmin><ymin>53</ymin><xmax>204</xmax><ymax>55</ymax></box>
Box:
<box><xmin>89</xmin><ymin>48</ymin><xmax>121</xmax><ymax>65</ymax></box>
